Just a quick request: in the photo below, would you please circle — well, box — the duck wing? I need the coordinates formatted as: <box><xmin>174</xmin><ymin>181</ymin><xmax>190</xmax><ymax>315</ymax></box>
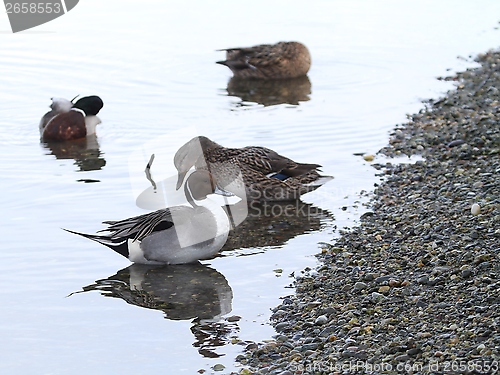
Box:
<box><xmin>101</xmin><ymin>206</ymin><xmax>191</xmax><ymax>241</ymax></box>
<box><xmin>217</xmin><ymin>43</ymin><xmax>288</xmax><ymax>71</ymax></box>
<box><xmin>237</xmin><ymin>146</ymin><xmax>321</xmax><ymax>178</ymax></box>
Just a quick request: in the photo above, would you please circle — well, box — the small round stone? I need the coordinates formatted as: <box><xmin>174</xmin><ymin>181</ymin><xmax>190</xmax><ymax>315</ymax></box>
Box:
<box><xmin>314</xmin><ymin>315</ymin><xmax>328</xmax><ymax>325</ymax></box>
<box><xmin>471</xmin><ymin>203</ymin><xmax>481</xmax><ymax>216</ymax></box>
<box><xmin>378</xmin><ymin>285</ymin><xmax>390</xmax><ymax>293</ymax></box>
<box><xmin>354</xmin><ymin>281</ymin><xmax>368</xmax><ymax>290</ymax></box>
<box><xmin>212</xmin><ymin>364</ymin><xmax>225</xmax><ymax>371</ymax></box>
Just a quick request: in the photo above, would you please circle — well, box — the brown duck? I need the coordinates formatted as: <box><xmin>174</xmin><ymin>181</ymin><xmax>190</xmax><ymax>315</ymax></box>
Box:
<box><xmin>40</xmin><ymin>95</ymin><xmax>104</xmax><ymax>142</ymax></box>
<box><xmin>174</xmin><ymin>136</ymin><xmax>332</xmax><ymax>202</ymax></box>
<box><xmin>216</xmin><ymin>41</ymin><xmax>311</xmax><ymax>79</ymax></box>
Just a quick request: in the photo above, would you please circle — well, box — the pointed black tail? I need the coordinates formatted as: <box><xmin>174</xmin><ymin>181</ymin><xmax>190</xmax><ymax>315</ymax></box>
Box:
<box><xmin>63</xmin><ymin>228</ymin><xmax>130</xmax><ymax>259</ymax></box>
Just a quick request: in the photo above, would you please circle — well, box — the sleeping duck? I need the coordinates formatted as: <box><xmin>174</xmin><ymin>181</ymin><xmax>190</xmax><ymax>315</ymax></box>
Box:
<box><xmin>217</xmin><ymin>41</ymin><xmax>311</xmax><ymax>79</ymax></box>
<box><xmin>174</xmin><ymin>136</ymin><xmax>333</xmax><ymax>202</ymax></box>
<box><xmin>40</xmin><ymin>95</ymin><xmax>104</xmax><ymax>142</ymax></box>
<box><xmin>65</xmin><ymin>170</ymin><xmax>232</xmax><ymax>265</ymax></box>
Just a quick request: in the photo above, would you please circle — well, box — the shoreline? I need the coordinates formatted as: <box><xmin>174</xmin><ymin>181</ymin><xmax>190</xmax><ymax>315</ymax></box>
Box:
<box><xmin>235</xmin><ymin>49</ymin><xmax>500</xmax><ymax>374</ymax></box>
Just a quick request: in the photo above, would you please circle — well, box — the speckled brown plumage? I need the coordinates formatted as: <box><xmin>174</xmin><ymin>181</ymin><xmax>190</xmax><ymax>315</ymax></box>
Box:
<box><xmin>42</xmin><ymin>111</ymin><xmax>87</xmax><ymax>142</ymax></box>
<box><xmin>175</xmin><ymin>136</ymin><xmax>332</xmax><ymax>202</ymax></box>
<box><xmin>217</xmin><ymin>41</ymin><xmax>311</xmax><ymax>79</ymax></box>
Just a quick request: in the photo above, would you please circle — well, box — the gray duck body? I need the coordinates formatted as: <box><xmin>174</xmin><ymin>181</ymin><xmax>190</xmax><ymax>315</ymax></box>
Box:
<box><xmin>66</xmin><ymin>171</ymin><xmax>231</xmax><ymax>264</ymax></box>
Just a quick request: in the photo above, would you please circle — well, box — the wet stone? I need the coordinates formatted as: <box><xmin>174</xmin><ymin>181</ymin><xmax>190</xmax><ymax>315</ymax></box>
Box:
<box><xmin>363</xmin><ymin>273</ymin><xmax>375</xmax><ymax>281</ymax></box>
<box><xmin>275</xmin><ymin>322</ymin><xmax>290</xmax><ymax>332</ymax></box>
<box><xmin>375</xmin><ymin>275</ymin><xmax>393</xmax><ymax>283</ymax></box>
<box><xmin>301</xmin><ymin>343</ymin><xmax>319</xmax><ymax>351</ymax></box>
<box><xmin>319</xmin><ymin>326</ymin><xmax>336</xmax><ymax>337</ymax></box>
<box><xmin>462</xmin><ymin>269</ymin><xmax>473</xmax><ymax>278</ymax></box>
<box><xmin>407</xmin><ymin>348</ymin><xmax>422</xmax><ymax>356</ymax></box>
<box><xmin>395</xmin><ymin>354</ymin><xmax>411</xmax><ymax>362</ymax></box>
<box><xmin>417</xmin><ymin>275</ymin><xmax>430</xmax><ymax>285</ymax></box>
<box><xmin>314</xmin><ymin>315</ymin><xmax>328</xmax><ymax>325</ymax></box>
<box><xmin>353</xmin><ymin>281</ymin><xmax>368</xmax><ymax>290</ymax></box>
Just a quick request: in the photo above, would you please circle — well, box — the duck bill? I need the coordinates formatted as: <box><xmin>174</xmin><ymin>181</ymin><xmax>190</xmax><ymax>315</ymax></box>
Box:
<box><xmin>176</xmin><ymin>170</ymin><xmax>188</xmax><ymax>190</ymax></box>
<box><xmin>214</xmin><ymin>185</ymin><xmax>234</xmax><ymax>197</ymax></box>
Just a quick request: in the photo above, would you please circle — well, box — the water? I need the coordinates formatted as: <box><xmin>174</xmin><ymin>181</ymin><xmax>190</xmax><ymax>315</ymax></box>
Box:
<box><xmin>1</xmin><ymin>1</ymin><xmax>499</xmax><ymax>374</ymax></box>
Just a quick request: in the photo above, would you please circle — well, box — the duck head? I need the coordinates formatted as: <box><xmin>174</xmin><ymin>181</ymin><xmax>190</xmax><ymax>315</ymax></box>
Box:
<box><xmin>73</xmin><ymin>95</ymin><xmax>104</xmax><ymax>116</ymax></box>
<box><xmin>174</xmin><ymin>136</ymin><xmax>219</xmax><ymax>190</ymax></box>
<box><xmin>184</xmin><ymin>170</ymin><xmax>232</xmax><ymax>207</ymax></box>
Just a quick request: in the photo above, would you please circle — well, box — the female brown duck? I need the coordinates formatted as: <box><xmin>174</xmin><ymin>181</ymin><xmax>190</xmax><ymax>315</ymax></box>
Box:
<box><xmin>174</xmin><ymin>136</ymin><xmax>332</xmax><ymax>202</ymax></box>
<box><xmin>217</xmin><ymin>41</ymin><xmax>311</xmax><ymax>80</ymax></box>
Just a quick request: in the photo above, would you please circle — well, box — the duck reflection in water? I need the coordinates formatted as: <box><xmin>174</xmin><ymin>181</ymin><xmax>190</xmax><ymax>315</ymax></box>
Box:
<box><xmin>223</xmin><ymin>75</ymin><xmax>311</xmax><ymax>107</ymax></box>
<box><xmin>72</xmin><ymin>262</ymin><xmax>235</xmax><ymax>358</ymax></box>
<box><xmin>41</xmin><ymin>134</ymin><xmax>106</xmax><ymax>172</ymax></box>
<box><xmin>221</xmin><ymin>199</ymin><xmax>333</xmax><ymax>253</ymax></box>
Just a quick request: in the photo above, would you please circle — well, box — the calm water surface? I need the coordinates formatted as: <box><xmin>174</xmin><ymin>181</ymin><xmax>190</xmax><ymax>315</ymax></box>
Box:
<box><xmin>1</xmin><ymin>1</ymin><xmax>499</xmax><ymax>374</ymax></box>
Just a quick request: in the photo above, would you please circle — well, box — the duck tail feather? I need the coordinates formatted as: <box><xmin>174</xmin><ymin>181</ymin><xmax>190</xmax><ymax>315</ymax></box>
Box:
<box><xmin>305</xmin><ymin>176</ymin><xmax>334</xmax><ymax>187</ymax></box>
<box><xmin>63</xmin><ymin>228</ymin><xmax>130</xmax><ymax>258</ymax></box>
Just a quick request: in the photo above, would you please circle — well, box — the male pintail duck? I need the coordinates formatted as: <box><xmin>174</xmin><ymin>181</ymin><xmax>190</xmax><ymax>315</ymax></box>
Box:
<box><xmin>40</xmin><ymin>95</ymin><xmax>104</xmax><ymax>142</ymax></box>
<box><xmin>65</xmin><ymin>170</ymin><xmax>232</xmax><ymax>265</ymax></box>
<box><xmin>174</xmin><ymin>136</ymin><xmax>333</xmax><ymax>202</ymax></box>
<box><xmin>216</xmin><ymin>41</ymin><xmax>311</xmax><ymax>80</ymax></box>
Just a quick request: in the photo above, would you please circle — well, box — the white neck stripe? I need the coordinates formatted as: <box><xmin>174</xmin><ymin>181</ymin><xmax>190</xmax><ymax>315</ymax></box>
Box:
<box><xmin>71</xmin><ymin>108</ymin><xmax>85</xmax><ymax>116</ymax></box>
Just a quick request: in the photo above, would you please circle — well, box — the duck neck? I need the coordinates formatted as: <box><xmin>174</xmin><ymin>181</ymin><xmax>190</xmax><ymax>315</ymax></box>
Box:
<box><xmin>70</xmin><ymin>108</ymin><xmax>101</xmax><ymax>135</ymax></box>
<box><xmin>184</xmin><ymin>182</ymin><xmax>221</xmax><ymax>211</ymax></box>
<box><xmin>84</xmin><ymin>115</ymin><xmax>101</xmax><ymax>135</ymax></box>
<box><xmin>184</xmin><ymin>181</ymin><xmax>200</xmax><ymax>208</ymax></box>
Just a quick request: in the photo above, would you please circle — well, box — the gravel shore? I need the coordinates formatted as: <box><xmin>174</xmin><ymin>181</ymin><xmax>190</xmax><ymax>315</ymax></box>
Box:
<box><xmin>234</xmin><ymin>50</ymin><xmax>500</xmax><ymax>374</ymax></box>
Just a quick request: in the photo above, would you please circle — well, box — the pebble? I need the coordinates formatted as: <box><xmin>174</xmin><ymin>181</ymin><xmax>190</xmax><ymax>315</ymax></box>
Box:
<box><xmin>471</xmin><ymin>203</ymin><xmax>481</xmax><ymax>216</ymax></box>
<box><xmin>302</xmin><ymin>343</ymin><xmax>319</xmax><ymax>351</ymax></box>
<box><xmin>371</xmin><ymin>292</ymin><xmax>386</xmax><ymax>302</ymax></box>
<box><xmin>417</xmin><ymin>275</ymin><xmax>430</xmax><ymax>285</ymax></box>
<box><xmin>407</xmin><ymin>348</ymin><xmax>421</xmax><ymax>356</ymax></box>
<box><xmin>275</xmin><ymin>322</ymin><xmax>290</xmax><ymax>332</ymax></box>
<box><xmin>378</xmin><ymin>285</ymin><xmax>390</xmax><ymax>293</ymax></box>
<box><xmin>375</xmin><ymin>275</ymin><xmax>392</xmax><ymax>283</ymax></box>
<box><xmin>353</xmin><ymin>281</ymin><xmax>368</xmax><ymax>290</ymax></box>
<box><xmin>461</xmin><ymin>269</ymin><xmax>473</xmax><ymax>278</ymax></box>
<box><xmin>212</xmin><ymin>364</ymin><xmax>225</xmax><ymax>371</ymax></box>
<box><xmin>447</xmin><ymin>139</ymin><xmax>466</xmax><ymax>147</ymax></box>
<box><xmin>395</xmin><ymin>354</ymin><xmax>410</xmax><ymax>362</ymax></box>
<box><xmin>363</xmin><ymin>154</ymin><xmax>375</xmax><ymax>162</ymax></box>
<box><xmin>314</xmin><ymin>315</ymin><xmax>328</xmax><ymax>325</ymax></box>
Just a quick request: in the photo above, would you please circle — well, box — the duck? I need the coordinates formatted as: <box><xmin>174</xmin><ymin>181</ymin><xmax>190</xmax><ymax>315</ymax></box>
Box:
<box><xmin>174</xmin><ymin>136</ymin><xmax>333</xmax><ymax>202</ymax></box>
<box><xmin>40</xmin><ymin>95</ymin><xmax>104</xmax><ymax>142</ymax></box>
<box><xmin>65</xmin><ymin>170</ymin><xmax>232</xmax><ymax>265</ymax></box>
<box><xmin>216</xmin><ymin>41</ymin><xmax>311</xmax><ymax>80</ymax></box>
